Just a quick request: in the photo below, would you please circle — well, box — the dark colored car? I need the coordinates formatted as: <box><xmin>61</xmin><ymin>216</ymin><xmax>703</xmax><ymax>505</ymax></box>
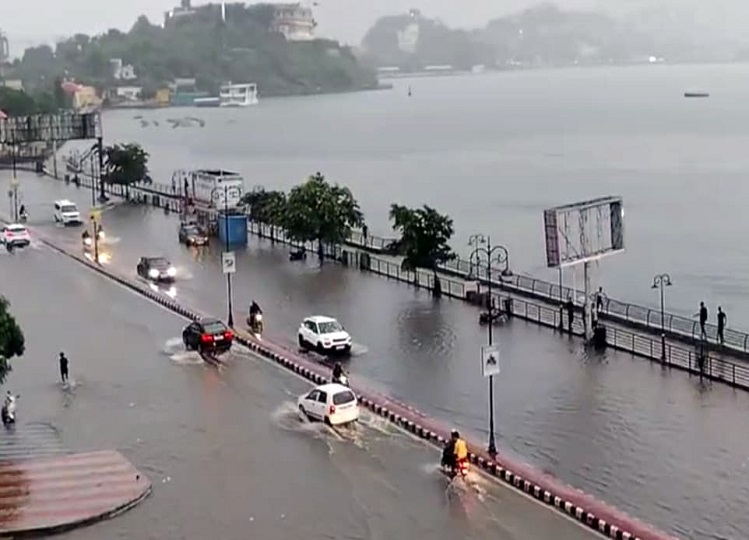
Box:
<box><xmin>178</xmin><ymin>223</ymin><xmax>208</xmax><ymax>246</ymax></box>
<box><xmin>182</xmin><ymin>318</ymin><xmax>233</xmax><ymax>355</ymax></box>
<box><xmin>136</xmin><ymin>256</ymin><xmax>177</xmax><ymax>283</ymax></box>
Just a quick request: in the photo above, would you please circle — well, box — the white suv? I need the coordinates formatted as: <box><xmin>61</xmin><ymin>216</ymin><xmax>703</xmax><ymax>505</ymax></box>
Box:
<box><xmin>298</xmin><ymin>316</ymin><xmax>352</xmax><ymax>354</ymax></box>
<box><xmin>53</xmin><ymin>200</ymin><xmax>82</xmax><ymax>226</ymax></box>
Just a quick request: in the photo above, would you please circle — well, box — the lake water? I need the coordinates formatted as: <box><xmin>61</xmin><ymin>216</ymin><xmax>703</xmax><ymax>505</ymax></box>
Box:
<box><xmin>99</xmin><ymin>63</ymin><xmax>749</xmax><ymax>325</ymax></box>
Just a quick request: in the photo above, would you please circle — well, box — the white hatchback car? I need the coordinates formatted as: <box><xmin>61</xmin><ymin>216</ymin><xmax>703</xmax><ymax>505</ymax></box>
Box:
<box><xmin>53</xmin><ymin>200</ymin><xmax>82</xmax><ymax>226</ymax></box>
<box><xmin>297</xmin><ymin>383</ymin><xmax>359</xmax><ymax>426</ymax></box>
<box><xmin>298</xmin><ymin>315</ymin><xmax>352</xmax><ymax>354</ymax></box>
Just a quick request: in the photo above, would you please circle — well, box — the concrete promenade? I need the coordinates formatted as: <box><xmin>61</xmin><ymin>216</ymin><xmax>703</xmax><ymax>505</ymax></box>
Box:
<box><xmin>11</xmin><ymin>203</ymin><xmax>679</xmax><ymax>540</ymax></box>
<box><xmin>0</xmin><ymin>448</ymin><xmax>151</xmax><ymax>536</ymax></box>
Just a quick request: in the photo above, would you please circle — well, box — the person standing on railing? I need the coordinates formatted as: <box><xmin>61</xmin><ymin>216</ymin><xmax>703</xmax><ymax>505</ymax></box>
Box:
<box><xmin>695</xmin><ymin>302</ymin><xmax>708</xmax><ymax>340</ymax></box>
<box><xmin>717</xmin><ymin>307</ymin><xmax>727</xmax><ymax>345</ymax></box>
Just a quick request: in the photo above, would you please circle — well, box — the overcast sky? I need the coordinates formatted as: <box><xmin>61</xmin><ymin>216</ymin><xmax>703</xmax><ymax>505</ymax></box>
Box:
<box><xmin>0</xmin><ymin>0</ymin><xmax>743</xmax><ymax>53</ymax></box>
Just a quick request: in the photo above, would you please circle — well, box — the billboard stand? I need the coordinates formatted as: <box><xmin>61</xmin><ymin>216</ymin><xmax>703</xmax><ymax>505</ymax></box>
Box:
<box><xmin>543</xmin><ymin>196</ymin><xmax>625</xmax><ymax>343</ymax></box>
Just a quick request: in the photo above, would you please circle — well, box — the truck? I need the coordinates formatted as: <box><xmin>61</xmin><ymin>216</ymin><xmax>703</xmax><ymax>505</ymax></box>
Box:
<box><xmin>186</xmin><ymin>169</ymin><xmax>245</xmax><ymax>210</ymax></box>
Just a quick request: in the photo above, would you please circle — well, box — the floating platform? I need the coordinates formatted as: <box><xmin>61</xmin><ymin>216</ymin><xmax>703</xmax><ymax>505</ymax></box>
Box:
<box><xmin>0</xmin><ymin>450</ymin><xmax>151</xmax><ymax>536</ymax></box>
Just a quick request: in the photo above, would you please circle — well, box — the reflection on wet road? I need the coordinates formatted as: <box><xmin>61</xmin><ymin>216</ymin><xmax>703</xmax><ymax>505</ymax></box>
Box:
<box><xmin>8</xmin><ymin>172</ymin><xmax>749</xmax><ymax>539</ymax></box>
<box><xmin>0</xmin><ymin>239</ymin><xmax>598</xmax><ymax>539</ymax></box>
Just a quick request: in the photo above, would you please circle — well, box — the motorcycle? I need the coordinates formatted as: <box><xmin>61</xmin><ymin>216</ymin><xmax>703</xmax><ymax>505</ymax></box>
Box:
<box><xmin>289</xmin><ymin>247</ymin><xmax>307</xmax><ymax>261</ymax></box>
<box><xmin>19</xmin><ymin>211</ymin><xmax>28</xmax><ymax>223</ymax></box>
<box><xmin>441</xmin><ymin>458</ymin><xmax>469</xmax><ymax>480</ymax></box>
<box><xmin>2</xmin><ymin>394</ymin><xmax>19</xmax><ymax>425</ymax></box>
<box><xmin>332</xmin><ymin>373</ymin><xmax>348</xmax><ymax>386</ymax></box>
<box><xmin>247</xmin><ymin>312</ymin><xmax>264</xmax><ymax>336</ymax></box>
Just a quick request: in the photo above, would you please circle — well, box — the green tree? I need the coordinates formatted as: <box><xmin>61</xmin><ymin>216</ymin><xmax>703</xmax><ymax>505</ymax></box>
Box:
<box><xmin>0</xmin><ymin>296</ymin><xmax>25</xmax><ymax>385</ymax></box>
<box><xmin>102</xmin><ymin>143</ymin><xmax>150</xmax><ymax>198</ymax></box>
<box><xmin>281</xmin><ymin>172</ymin><xmax>364</xmax><ymax>263</ymax></box>
<box><xmin>241</xmin><ymin>186</ymin><xmax>287</xmax><ymax>243</ymax></box>
<box><xmin>389</xmin><ymin>204</ymin><xmax>456</xmax><ymax>298</ymax></box>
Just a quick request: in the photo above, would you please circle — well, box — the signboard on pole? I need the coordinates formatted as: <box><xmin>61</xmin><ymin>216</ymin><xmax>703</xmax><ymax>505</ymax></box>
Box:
<box><xmin>222</xmin><ymin>251</ymin><xmax>236</xmax><ymax>274</ymax></box>
<box><xmin>481</xmin><ymin>345</ymin><xmax>500</xmax><ymax>378</ymax></box>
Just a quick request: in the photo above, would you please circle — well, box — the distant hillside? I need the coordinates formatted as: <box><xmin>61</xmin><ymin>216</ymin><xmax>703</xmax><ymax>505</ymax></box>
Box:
<box><xmin>6</xmin><ymin>3</ymin><xmax>377</xmax><ymax>98</ymax></box>
<box><xmin>359</xmin><ymin>2</ymin><xmax>740</xmax><ymax>72</ymax></box>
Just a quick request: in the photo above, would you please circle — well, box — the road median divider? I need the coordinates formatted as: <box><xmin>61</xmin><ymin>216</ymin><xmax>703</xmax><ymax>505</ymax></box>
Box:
<box><xmin>26</xmin><ymin>225</ymin><xmax>678</xmax><ymax>540</ymax></box>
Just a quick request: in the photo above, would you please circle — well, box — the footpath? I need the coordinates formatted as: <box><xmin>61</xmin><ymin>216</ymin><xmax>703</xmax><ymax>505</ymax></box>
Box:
<box><xmin>8</xmin><ymin>208</ymin><xmax>678</xmax><ymax>540</ymax></box>
<box><xmin>0</xmin><ymin>423</ymin><xmax>150</xmax><ymax>536</ymax></box>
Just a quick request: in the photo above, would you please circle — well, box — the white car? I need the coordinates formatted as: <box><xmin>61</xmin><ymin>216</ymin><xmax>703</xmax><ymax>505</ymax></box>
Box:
<box><xmin>53</xmin><ymin>200</ymin><xmax>82</xmax><ymax>226</ymax></box>
<box><xmin>298</xmin><ymin>315</ymin><xmax>352</xmax><ymax>354</ymax></box>
<box><xmin>297</xmin><ymin>383</ymin><xmax>359</xmax><ymax>426</ymax></box>
<box><xmin>1</xmin><ymin>224</ymin><xmax>31</xmax><ymax>248</ymax></box>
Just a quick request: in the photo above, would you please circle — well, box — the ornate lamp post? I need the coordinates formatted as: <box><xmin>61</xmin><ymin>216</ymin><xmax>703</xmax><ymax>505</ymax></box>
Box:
<box><xmin>651</xmin><ymin>273</ymin><xmax>672</xmax><ymax>361</ymax></box>
<box><xmin>468</xmin><ymin>233</ymin><xmax>510</xmax><ymax>456</ymax></box>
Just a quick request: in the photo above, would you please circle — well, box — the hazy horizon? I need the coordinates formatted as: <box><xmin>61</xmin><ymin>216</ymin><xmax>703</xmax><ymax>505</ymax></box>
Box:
<box><xmin>1</xmin><ymin>0</ymin><xmax>746</xmax><ymax>54</ymax></box>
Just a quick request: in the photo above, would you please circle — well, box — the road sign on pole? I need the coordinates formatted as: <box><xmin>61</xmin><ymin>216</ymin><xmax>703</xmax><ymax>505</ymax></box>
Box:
<box><xmin>222</xmin><ymin>251</ymin><xmax>236</xmax><ymax>274</ymax></box>
<box><xmin>481</xmin><ymin>344</ymin><xmax>500</xmax><ymax>378</ymax></box>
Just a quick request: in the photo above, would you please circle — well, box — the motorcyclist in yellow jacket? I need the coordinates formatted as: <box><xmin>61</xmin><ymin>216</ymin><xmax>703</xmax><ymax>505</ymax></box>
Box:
<box><xmin>452</xmin><ymin>430</ymin><xmax>468</xmax><ymax>465</ymax></box>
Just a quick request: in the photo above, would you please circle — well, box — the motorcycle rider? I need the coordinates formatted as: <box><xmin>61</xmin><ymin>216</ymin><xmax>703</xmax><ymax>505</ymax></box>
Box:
<box><xmin>332</xmin><ymin>362</ymin><xmax>345</xmax><ymax>384</ymax></box>
<box><xmin>249</xmin><ymin>301</ymin><xmax>262</xmax><ymax>318</ymax></box>
<box><xmin>442</xmin><ymin>430</ymin><xmax>468</xmax><ymax>476</ymax></box>
<box><xmin>19</xmin><ymin>205</ymin><xmax>27</xmax><ymax>221</ymax></box>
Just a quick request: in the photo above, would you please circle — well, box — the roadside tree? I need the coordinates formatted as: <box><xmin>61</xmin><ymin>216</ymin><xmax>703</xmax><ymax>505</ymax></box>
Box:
<box><xmin>389</xmin><ymin>204</ymin><xmax>456</xmax><ymax>298</ymax></box>
<box><xmin>102</xmin><ymin>143</ymin><xmax>150</xmax><ymax>199</ymax></box>
<box><xmin>0</xmin><ymin>296</ymin><xmax>25</xmax><ymax>385</ymax></box>
<box><xmin>240</xmin><ymin>187</ymin><xmax>287</xmax><ymax>243</ymax></box>
<box><xmin>281</xmin><ymin>172</ymin><xmax>364</xmax><ymax>263</ymax></box>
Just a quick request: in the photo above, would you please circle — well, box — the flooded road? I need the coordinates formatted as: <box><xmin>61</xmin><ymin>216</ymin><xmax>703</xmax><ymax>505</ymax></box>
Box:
<box><xmin>7</xmin><ymin>172</ymin><xmax>749</xmax><ymax>539</ymax></box>
<box><xmin>0</xmin><ymin>237</ymin><xmax>600</xmax><ymax>539</ymax></box>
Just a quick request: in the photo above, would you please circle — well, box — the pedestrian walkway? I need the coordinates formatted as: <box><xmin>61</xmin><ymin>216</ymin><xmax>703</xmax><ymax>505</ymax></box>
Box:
<box><xmin>0</xmin><ymin>448</ymin><xmax>151</xmax><ymax>536</ymax></box>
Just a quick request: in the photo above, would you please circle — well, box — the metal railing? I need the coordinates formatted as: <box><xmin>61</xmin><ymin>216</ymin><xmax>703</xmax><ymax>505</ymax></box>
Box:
<box><xmin>343</xmin><ymin>232</ymin><xmax>749</xmax><ymax>355</ymax></box>
<box><xmin>493</xmin><ymin>291</ymin><xmax>749</xmax><ymax>391</ymax></box>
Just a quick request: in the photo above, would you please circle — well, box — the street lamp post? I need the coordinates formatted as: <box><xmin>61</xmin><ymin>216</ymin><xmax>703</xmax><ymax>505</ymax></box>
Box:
<box><xmin>468</xmin><ymin>233</ymin><xmax>510</xmax><ymax>456</ymax></box>
<box><xmin>10</xmin><ymin>141</ymin><xmax>18</xmax><ymax>222</ymax></box>
<box><xmin>651</xmin><ymin>273</ymin><xmax>672</xmax><ymax>362</ymax></box>
<box><xmin>223</xmin><ymin>184</ymin><xmax>235</xmax><ymax>328</ymax></box>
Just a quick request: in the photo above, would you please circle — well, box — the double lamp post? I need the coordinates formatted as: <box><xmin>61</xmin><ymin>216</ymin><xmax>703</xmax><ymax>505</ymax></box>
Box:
<box><xmin>468</xmin><ymin>233</ymin><xmax>510</xmax><ymax>456</ymax></box>
<box><xmin>651</xmin><ymin>273</ymin><xmax>672</xmax><ymax>361</ymax></box>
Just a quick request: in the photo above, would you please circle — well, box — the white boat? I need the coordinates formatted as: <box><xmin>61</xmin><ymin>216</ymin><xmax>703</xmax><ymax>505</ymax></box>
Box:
<box><xmin>219</xmin><ymin>83</ymin><xmax>259</xmax><ymax>107</ymax></box>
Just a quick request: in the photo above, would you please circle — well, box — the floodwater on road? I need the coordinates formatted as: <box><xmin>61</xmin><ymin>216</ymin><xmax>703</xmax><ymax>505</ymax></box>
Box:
<box><xmin>6</xmin><ymin>172</ymin><xmax>749</xmax><ymax>539</ymax></box>
<box><xmin>0</xmin><ymin>237</ymin><xmax>599</xmax><ymax>540</ymax></box>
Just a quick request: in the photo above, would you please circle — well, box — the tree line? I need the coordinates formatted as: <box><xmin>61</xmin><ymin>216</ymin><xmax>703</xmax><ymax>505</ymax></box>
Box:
<box><xmin>7</xmin><ymin>3</ymin><xmax>377</xmax><ymax>99</ymax></box>
<box><xmin>241</xmin><ymin>172</ymin><xmax>456</xmax><ymax>297</ymax></box>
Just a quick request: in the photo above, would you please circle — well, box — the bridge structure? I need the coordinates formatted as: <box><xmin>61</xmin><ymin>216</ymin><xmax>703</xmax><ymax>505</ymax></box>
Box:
<box><xmin>0</xmin><ymin>112</ymin><xmax>103</xmax><ymax>219</ymax></box>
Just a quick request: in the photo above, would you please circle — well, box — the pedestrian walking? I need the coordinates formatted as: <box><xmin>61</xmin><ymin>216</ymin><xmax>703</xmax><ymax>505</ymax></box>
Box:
<box><xmin>695</xmin><ymin>301</ymin><xmax>708</xmax><ymax>339</ymax></box>
<box><xmin>717</xmin><ymin>306</ymin><xmax>727</xmax><ymax>345</ymax></box>
<box><xmin>565</xmin><ymin>297</ymin><xmax>575</xmax><ymax>334</ymax></box>
<box><xmin>58</xmin><ymin>352</ymin><xmax>69</xmax><ymax>383</ymax></box>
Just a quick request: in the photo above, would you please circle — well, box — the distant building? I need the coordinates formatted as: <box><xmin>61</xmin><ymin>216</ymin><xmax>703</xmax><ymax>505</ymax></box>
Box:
<box><xmin>114</xmin><ymin>86</ymin><xmax>143</xmax><ymax>101</ymax></box>
<box><xmin>110</xmin><ymin>58</ymin><xmax>137</xmax><ymax>81</ymax></box>
<box><xmin>270</xmin><ymin>3</ymin><xmax>316</xmax><ymax>41</ymax></box>
<box><xmin>1</xmin><ymin>79</ymin><xmax>23</xmax><ymax>91</ymax></box>
<box><xmin>0</xmin><ymin>30</ymin><xmax>8</xmax><ymax>64</ymax></box>
<box><xmin>164</xmin><ymin>0</ymin><xmax>197</xmax><ymax>27</ymax></box>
